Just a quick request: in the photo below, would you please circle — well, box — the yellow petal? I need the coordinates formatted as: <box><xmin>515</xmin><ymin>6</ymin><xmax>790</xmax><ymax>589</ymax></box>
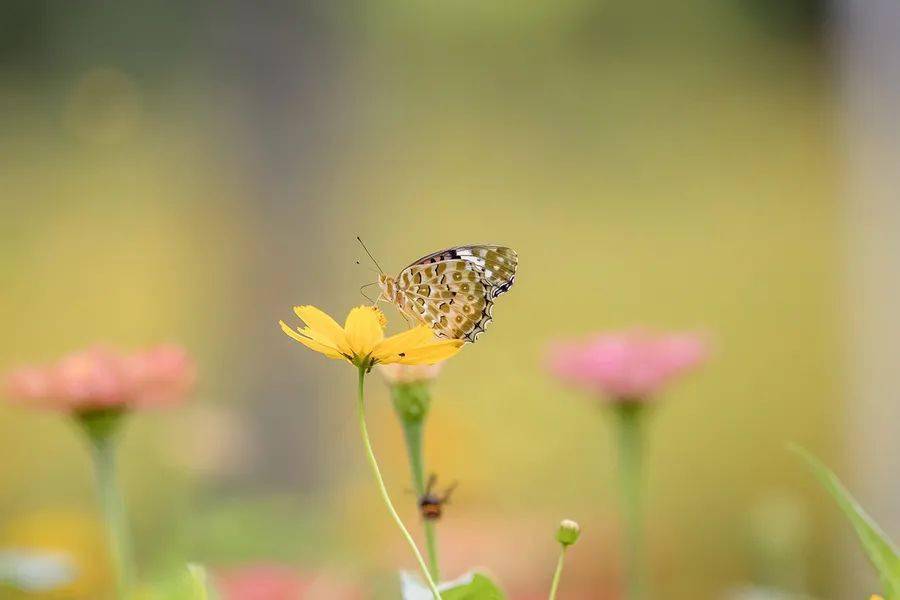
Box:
<box><xmin>294</xmin><ymin>305</ymin><xmax>350</xmax><ymax>353</ymax></box>
<box><xmin>279</xmin><ymin>321</ymin><xmax>344</xmax><ymax>360</ymax></box>
<box><xmin>372</xmin><ymin>325</ymin><xmax>435</xmax><ymax>362</ymax></box>
<box><xmin>298</xmin><ymin>326</ymin><xmax>346</xmax><ymax>353</ymax></box>
<box><xmin>344</xmin><ymin>306</ymin><xmax>384</xmax><ymax>356</ymax></box>
<box><xmin>395</xmin><ymin>340</ymin><xmax>464</xmax><ymax>365</ymax></box>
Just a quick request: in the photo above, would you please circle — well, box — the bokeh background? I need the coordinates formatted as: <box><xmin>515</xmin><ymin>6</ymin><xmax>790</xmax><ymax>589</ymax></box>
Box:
<box><xmin>2</xmin><ymin>0</ymin><xmax>898</xmax><ymax>598</ymax></box>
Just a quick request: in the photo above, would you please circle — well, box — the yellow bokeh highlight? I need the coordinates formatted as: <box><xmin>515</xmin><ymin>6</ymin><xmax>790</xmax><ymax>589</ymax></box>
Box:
<box><xmin>2</xmin><ymin>510</ymin><xmax>113</xmax><ymax>599</ymax></box>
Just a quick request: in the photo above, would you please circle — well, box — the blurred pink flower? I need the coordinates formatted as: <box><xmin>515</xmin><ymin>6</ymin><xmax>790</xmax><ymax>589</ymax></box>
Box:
<box><xmin>546</xmin><ymin>330</ymin><xmax>707</xmax><ymax>401</ymax></box>
<box><xmin>3</xmin><ymin>345</ymin><xmax>195</xmax><ymax>413</ymax></box>
<box><xmin>216</xmin><ymin>565</ymin><xmax>361</xmax><ymax>600</ymax></box>
<box><xmin>216</xmin><ymin>566</ymin><xmax>303</xmax><ymax>600</ymax></box>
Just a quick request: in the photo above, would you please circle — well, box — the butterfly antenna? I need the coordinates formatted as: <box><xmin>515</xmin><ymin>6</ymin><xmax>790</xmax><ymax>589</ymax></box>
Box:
<box><xmin>356</xmin><ymin>236</ymin><xmax>385</xmax><ymax>275</ymax></box>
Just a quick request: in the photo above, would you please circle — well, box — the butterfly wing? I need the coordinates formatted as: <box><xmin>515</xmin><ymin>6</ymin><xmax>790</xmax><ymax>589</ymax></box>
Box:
<box><xmin>393</xmin><ymin>245</ymin><xmax>517</xmax><ymax>342</ymax></box>
<box><xmin>409</xmin><ymin>245</ymin><xmax>517</xmax><ymax>293</ymax></box>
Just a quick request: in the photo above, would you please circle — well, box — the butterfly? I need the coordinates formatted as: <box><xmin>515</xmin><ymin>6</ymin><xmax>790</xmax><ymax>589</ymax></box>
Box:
<box><xmin>375</xmin><ymin>245</ymin><xmax>517</xmax><ymax>343</ymax></box>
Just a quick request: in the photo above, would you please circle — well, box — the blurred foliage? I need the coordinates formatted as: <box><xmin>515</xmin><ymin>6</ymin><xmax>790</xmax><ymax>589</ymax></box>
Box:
<box><xmin>794</xmin><ymin>447</ymin><xmax>900</xmax><ymax>599</ymax></box>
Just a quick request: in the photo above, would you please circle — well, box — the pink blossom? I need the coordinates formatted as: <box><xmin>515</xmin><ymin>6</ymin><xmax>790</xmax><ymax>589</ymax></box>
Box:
<box><xmin>546</xmin><ymin>330</ymin><xmax>708</xmax><ymax>401</ymax></box>
<box><xmin>216</xmin><ymin>565</ymin><xmax>361</xmax><ymax>600</ymax></box>
<box><xmin>3</xmin><ymin>345</ymin><xmax>195</xmax><ymax>413</ymax></box>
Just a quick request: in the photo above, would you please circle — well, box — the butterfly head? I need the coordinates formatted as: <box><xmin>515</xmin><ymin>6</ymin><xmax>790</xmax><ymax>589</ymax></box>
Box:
<box><xmin>377</xmin><ymin>274</ymin><xmax>396</xmax><ymax>303</ymax></box>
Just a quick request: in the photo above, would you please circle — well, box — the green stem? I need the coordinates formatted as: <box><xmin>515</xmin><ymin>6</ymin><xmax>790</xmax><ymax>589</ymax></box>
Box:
<box><xmin>80</xmin><ymin>410</ymin><xmax>134</xmax><ymax>599</ymax></box>
<box><xmin>422</xmin><ymin>512</ymin><xmax>440</xmax><ymax>584</ymax></box>
<box><xmin>397</xmin><ymin>386</ymin><xmax>441</xmax><ymax>582</ymax></box>
<box><xmin>616</xmin><ymin>402</ymin><xmax>646</xmax><ymax>600</ymax></box>
<box><xmin>356</xmin><ymin>368</ymin><xmax>441</xmax><ymax>599</ymax></box>
<box><xmin>548</xmin><ymin>546</ymin><xmax>567</xmax><ymax>600</ymax></box>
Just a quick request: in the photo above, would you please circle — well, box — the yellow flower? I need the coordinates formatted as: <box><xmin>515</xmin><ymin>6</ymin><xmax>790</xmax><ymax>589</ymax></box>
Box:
<box><xmin>871</xmin><ymin>596</ymin><xmax>884</xmax><ymax>600</ymax></box>
<box><xmin>280</xmin><ymin>305</ymin><xmax>463</xmax><ymax>369</ymax></box>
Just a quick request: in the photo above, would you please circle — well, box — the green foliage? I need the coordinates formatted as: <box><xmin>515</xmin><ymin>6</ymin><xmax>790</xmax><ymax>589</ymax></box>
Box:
<box><xmin>442</xmin><ymin>573</ymin><xmax>505</xmax><ymax>599</ymax></box>
<box><xmin>128</xmin><ymin>564</ymin><xmax>220</xmax><ymax>600</ymax></box>
<box><xmin>401</xmin><ymin>571</ymin><xmax>505</xmax><ymax>600</ymax></box>
<box><xmin>792</xmin><ymin>445</ymin><xmax>900</xmax><ymax>598</ymax></box>
<box><xmin>186</xmin><ymin>564</ymin><xmax>218</xmax><ymax>600</ymax></box>
<box><xmin>173</xmin><ymin>496</ymin><xmax>333</xmax><ymax>565</ymax></box>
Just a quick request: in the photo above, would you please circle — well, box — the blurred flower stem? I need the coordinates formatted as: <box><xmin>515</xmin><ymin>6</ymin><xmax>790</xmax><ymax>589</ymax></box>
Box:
<box><xmin>616</xmin><ymin>402</ymin><xmax>646</xmax><ymax>600</ymax></box>
<box><xmin>356</xmin><ymin>367</ymin><xmax>441</xmax><ymax>599</ymax></box>
<box><xmin>548</xmin><ymin>546</ymin><xmax>567</xmax><ymax>600</ymax></box>
<box><xmin>390</xmin><ymin>380</ymin><xmax>441</xmax><ymax>582</ymax></box>
<box><xmin>77</xmin><ymin>408</ymin><xmax>134</xmax><ymax>599</ymax></box>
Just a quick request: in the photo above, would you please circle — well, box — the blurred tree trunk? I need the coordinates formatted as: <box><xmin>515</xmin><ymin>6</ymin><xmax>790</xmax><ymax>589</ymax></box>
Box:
<box><xmin>837</xmin><ymin>0</ymin><xmax>900</xmax><ymax>595</ymax></box>
<box><xmin>208</xmin><ymin>1</ymin><xmax>350</xmax><ymax>489</ymax></box>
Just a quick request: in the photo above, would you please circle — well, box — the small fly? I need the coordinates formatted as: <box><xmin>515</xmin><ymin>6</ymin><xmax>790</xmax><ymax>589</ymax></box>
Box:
<box><xmin>418</xmin><ymin>474</ymin><xmax>457</xmax><ymax>521</ymax></box>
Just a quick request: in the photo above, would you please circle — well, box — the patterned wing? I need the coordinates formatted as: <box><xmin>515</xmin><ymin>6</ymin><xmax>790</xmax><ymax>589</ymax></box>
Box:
<box><xmin>394</xmin><ymin>246</ymin><xmax>517</xmax><ymax>342</ymax></box>
<box><xmin>409</xmin><ymin>245</ymin><xmax>517</xmax><ymax>297</ymax></box>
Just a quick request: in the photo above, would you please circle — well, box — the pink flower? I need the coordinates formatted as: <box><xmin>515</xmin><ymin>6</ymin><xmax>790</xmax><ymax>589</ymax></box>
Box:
<box><xmin>547</xmin><ymin>330</ymin><xmax>708</xmax><ymax>401</ymax></box>
<box><xmin>3</xmin><ymin>345</ymin><xmax>195</xmax><ymax>413</ymax></box>
<box><xmin>216</xmin><ymin>565</ymin><xmax>361</xmax><ymax>600</ymax></box>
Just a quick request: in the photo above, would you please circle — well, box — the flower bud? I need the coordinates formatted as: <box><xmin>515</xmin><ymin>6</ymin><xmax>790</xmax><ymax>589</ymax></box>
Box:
<box><xmin>382</xmin><ymin>364</ymin><xmax>443</xmax><ymax>425</ymax></box>
<box><xmin>556</xmin><ymin>519</ymin><xmax>581</xmax><ymax>547</ymax></box>
<box><xmin>389</xmin><ymin>382</ymin><xmax>432</xmax><ymax>425</ymax></box>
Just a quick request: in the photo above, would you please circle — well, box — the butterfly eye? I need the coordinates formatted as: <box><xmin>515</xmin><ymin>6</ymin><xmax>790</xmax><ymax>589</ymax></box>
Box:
<box><xmin>452</xmin><ymin>272</ymin><xmax>463</xmax><ymax>282</ymax></box>
<box><xmin>460</xmin><ymin>283</ymin><xmax>470</xmax><ymax>293</ymax></box>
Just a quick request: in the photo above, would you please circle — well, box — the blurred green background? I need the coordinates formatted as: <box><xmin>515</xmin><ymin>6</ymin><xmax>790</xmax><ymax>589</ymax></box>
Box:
<box><xmin>0</xmin><ymin>0</ymin><xmax>857</xmax><ymax>598</ymax></box>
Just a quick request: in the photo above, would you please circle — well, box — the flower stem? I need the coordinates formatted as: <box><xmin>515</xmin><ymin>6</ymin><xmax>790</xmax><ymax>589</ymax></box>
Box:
<box><xmin>79</xmin><ymin>410</ymin><xmax>134</xmax><ymax>599</ymax></box>
<box><xmin>356</xmin><ymin>368</ymin><xmax>441</xmax><ymax>599</ymax></box>
<box><xmin>548</xmin><ymin>546</ymin><xmax>567</xmax><ymax>600</ymax></box>
<box><xmin>394</xmin><ymin>384</ymin><xmax>441</xmax><ymax>582</ymax></box>
<box><xmin>615</xmin><ymin>402</ymin><xmax>646</xmax><ymax>600</ymax></box>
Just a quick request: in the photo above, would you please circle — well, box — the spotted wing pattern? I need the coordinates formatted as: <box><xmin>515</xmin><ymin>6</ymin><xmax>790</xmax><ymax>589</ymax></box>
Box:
<box><xmin>394</xmin><ymin>246</ymin><xmax>517</xmax><ymax>342</ymax></box>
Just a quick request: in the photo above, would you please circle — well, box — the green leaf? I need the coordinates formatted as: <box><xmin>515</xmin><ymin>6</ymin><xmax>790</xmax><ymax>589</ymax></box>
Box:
<box><xmin>186</xmin><ymin>564</ymin><xmax>220</xmax><ymax>600</ymax></box>
<box><xmin>442</xmin><ymin>573</ymin><xmax>505</xmax><ymax>599</ymax></box>
<box><xmin>792</xmin><ymin>445</ymin><xmax>900</xmax><ymax>598</ymax></box>
<box><xmin>129</xmin><ymin>565</ymin><xmax>220</xmax><ymax>600</ymax></box>
<box><xmin>401</xmin><ymin>571</ymin><xmax>506</xmax><ymax>600</ymax></box>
